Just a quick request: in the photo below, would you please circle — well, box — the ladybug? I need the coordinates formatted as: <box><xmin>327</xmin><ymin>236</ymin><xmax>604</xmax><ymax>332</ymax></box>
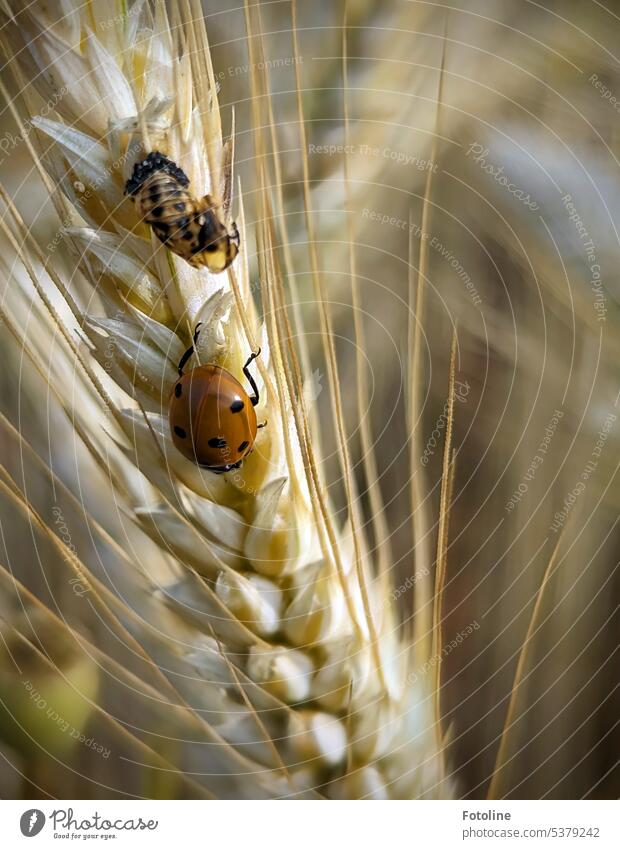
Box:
<box><xmin>169</xmin><ymin>324</ymin><xmax>265</xmax><ymax>473</ymax></box>
<box><xmin>125</xmin><ymin>151</ymin><xmax>239</xmax><ymax>273</ymax></box>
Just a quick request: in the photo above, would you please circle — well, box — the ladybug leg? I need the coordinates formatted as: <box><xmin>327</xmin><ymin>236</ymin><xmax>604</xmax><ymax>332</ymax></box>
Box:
<box><xmin>207</xmin><ymin>460</ymin><xmax>243</xmax><ymax>474</ymax></box>
<box><xmin>177</xmin><ymin>322</ymin><xmax>203</xmax><ymax>376</ymax></box>
<box><xmin>243</xmin><ymin>347</ymin><xmax>261</xmax><ymax>407</ymax></box>
<box><xmin>257</xmin><ymin>420</ymin><xmax>268</xmax><ymax>429</ymax></box>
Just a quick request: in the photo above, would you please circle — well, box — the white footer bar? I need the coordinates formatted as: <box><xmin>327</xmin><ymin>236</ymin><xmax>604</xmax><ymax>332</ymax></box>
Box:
<box><xmin>0</xmin><ymin>800</ymin><xmax>617</xmax><ymax>848</ymax></box>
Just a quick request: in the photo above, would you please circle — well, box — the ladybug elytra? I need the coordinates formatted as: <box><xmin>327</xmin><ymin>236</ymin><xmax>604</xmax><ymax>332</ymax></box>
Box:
<box><xmin>169</xmin><ymin>324</ymin><xmax>264</xmax><ymax>473</ymax></box>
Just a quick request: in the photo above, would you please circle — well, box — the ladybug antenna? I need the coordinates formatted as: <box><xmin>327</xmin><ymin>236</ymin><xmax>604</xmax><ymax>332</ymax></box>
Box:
<box><xmin>177</xmin><ymin>323</ymin><xmax>203</xmax><ymax>376</ymax></box>
<box><xmin>243</xmin><ymin>348</ymin><xmax>261</xmax><ymax>406</ymax></box>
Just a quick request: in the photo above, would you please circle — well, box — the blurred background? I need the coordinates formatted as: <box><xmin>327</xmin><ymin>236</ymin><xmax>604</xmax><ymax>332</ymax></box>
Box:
<box><xmin>1</xmin><ymin>0</ymin><xmax>619</xmax><ymax>798</ymax></box>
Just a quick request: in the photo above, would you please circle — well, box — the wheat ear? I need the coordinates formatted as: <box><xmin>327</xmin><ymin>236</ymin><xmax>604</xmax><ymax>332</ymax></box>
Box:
<box><xmin>0</xmin><ymin>0</ymin><xmax>454</xmax><ymax>799</ymax></box>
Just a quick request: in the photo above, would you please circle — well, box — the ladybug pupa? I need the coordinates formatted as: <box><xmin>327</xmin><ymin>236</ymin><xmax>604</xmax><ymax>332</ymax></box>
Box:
<box><xmin>125</xmin><ymin>151</ymin><xmax>239</xmax><ymax>272</ymax></box>
<box><xmin>169</xmin><ymin>324</ymin><xmax>265</xmax><ymax>473</ymax></box>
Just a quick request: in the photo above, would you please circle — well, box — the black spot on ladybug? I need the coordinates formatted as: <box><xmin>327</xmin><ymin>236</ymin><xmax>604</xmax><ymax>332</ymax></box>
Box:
<box><xmin>174</xmin><ymin>426</ymin><xmax>187</xmax><ymax>439</ymax></box>
<box><xmin>230</xmin><ymin>399</ymin><xmax>244</xmax><ymax>413</ymax></box>
<box><xmin>208</xmin><ymin>437</ymin><xmax>227</xmax><ymax>449</ymax></box>
<box><xmin>149</xmin><ymin>188</ymin><xmax>161</xmax><ymax>202</ymax></box>
<box><xmin>151</xmin><ymin>206</ymin><xmax>164</xmax><ymax>218</ymax></box>
<box><xmin>175</xmin><ymin>202</ymin><xmax>186</xmax><ymax>211</ymax></box>
<box><xmin>174</xmin><ymin>383</ymin><xmax>182</xmax><ymax>398</ymax></box>
<box><xmin>238</xmin><ymin>440</ymin><xmax>249</xmax><ymax>452</ymax></box>
<box><xmin>182</xmin><ymin>231</ymin><xmax>193</xmax><ymax>240</ymax></box>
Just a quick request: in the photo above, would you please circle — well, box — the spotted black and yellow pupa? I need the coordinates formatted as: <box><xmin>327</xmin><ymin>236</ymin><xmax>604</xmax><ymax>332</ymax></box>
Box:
<box><xmin>124</xmin><ymin>151</ymin><xmax>239</xmax><ymax>272</ymax></box>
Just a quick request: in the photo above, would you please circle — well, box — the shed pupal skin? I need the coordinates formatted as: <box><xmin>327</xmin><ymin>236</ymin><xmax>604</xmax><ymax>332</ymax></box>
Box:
<box><xmin>125</xmin><ymin>151</ymin><xmax>239</xmax><ymax>272</ymax></box>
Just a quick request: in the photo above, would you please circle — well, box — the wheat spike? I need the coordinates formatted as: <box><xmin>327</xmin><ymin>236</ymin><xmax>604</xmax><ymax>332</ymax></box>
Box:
<box><xmin>0</xmin><ymin>0</ymin><xmax>453</xmax><ymax>799</ymax></box>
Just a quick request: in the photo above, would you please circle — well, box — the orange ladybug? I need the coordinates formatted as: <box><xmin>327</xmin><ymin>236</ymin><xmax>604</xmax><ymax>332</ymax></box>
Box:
<box><xmin>169</xmin><ymin>324</ymin><xmax>264</xmax><ymax>473</ymax></box>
